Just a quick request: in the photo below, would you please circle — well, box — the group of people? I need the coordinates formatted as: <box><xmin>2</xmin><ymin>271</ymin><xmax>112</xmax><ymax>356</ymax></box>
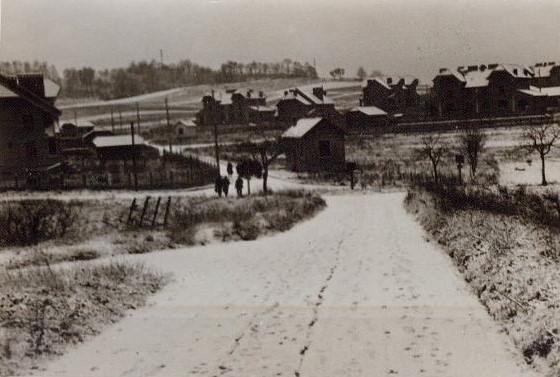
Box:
<box><xmin>214</xmin><ymin>162</ymin><xmax>244</xmax><ymax>198</ymax></box>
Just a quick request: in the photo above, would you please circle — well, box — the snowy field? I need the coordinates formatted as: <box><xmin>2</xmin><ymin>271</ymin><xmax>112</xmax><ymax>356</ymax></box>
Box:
<box><xmin>26</xmin><ymin>193</ymin><xmax>534</xmax><ymax>377</ymax></box>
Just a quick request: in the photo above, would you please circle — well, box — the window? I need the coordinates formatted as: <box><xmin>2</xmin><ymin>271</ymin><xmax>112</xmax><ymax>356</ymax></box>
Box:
<box><xmin>319</xmin><ymin>140</ymin><xmax>331</xmax><ymax>158</ymax></box>
<box><xmin>178</xmin><ymin>127</ymin><xmax>184</xmax><ymax>136</ymax></box>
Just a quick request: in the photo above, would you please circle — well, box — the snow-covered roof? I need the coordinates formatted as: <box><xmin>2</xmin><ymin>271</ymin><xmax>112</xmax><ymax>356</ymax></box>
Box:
<box><xmin>93</xmin><ymin>134</ymin><xmax>146</xmax><ymax>148</ymax></box>
<box><xmin>62</xmin><ymin>120</ymin><xmax>95</xmax><ymax>128</ymax></box>
<box><xmin>436</xmin><ymin>68</ymin><xmax>466</xmax><ymax>83</ymax></box>
<box><xmin>281</xmin><ymin>87</ymin><xmax>334</xmax><ymax>106</ymax></box>
<box><xmin>176</xmin><ymin>119</ymin><xmax>197</xmax><ymax>127</ymax></box>
<box><xmin>518</xmin><ymin>86</ymin><xmax>560</xmax><ymax>97</ymax></box>
<box><xmin>350</xmin><ymin>106</ymin><xmax>388</xmax><ymax>116</ymax></box>
<box><xmin>282</xmin><ymin>117</ymin><xmax>323</xmax><ymax>138</ymax></box>
<box><xmin>249</xmin><ymin>105</ymin><xmax>276</xmax><ymax>112</ymax></box>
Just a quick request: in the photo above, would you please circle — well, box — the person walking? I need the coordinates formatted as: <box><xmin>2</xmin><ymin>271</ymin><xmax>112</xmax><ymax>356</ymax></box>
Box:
<box><xmin>222</xmin><ymin>176</ymin><xmax>230</xmax><ymax>197</ymax></box>
<box><xmin>227</xmin><ymin>162</ymin><xmax>234</xmax><ymax>179</ymax></box>
<box><xmin>214</xmin><ymin>176</ymin><xmax>223</xmax><ymax>197</ymax></box>
<box><xmin>235</xmin><ymin>176</ymin><xmax>244</xmax><ymax>198</ymax></box>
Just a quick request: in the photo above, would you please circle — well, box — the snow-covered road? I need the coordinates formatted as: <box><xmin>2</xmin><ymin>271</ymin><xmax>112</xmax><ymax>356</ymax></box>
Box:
<box><xmin>29</xmin><ymin>193</ymin><xmax>534</xmax><ymax>377</ymax></box>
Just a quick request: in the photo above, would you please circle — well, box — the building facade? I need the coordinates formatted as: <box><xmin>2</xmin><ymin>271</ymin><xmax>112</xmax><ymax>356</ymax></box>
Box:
<box><xmin>281</xmin><ymin>117</ymin><xmax>345</xmax><ymax>172</ymax></box>
<box><xmin>276</xmin><ymin>86</ymin><xmax>340</xmax><ymax>124</ymax></box>
<box><xmin>0</xmin><ymin>73</ymin><xmax>61</xmax><ymax>175</ymax></box>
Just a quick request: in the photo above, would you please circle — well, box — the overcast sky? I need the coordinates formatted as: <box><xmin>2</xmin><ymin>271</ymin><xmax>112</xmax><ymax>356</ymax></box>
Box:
<box><xmin>0</xmin><ymin>0</ymin><xmax>559</xmax><ymax>82</ymax></box>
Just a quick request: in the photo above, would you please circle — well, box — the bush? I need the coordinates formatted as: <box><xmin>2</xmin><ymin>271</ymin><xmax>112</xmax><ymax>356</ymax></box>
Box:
<box><xmin>0</xmin><ymin>262</ymin><xmax>166</xmax><ymax>375</ymax></box>
<box><xmin>167</xmin><ymin>190</ymin><xmax>326</xmax><ymax>244</ymax></box>
<box><xmin>0</xmin><ymin>200</ymin><xmax>78</xmax><ymax>246</ymax></box>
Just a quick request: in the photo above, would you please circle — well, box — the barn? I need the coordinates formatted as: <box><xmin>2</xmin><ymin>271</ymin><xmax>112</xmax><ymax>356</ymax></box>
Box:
<box><xmin>281</xmin><ymin>117</ymin><xmax>345</xmax><ymax>172</ymax></box>
<box><xmin>345</xmin><ymin>106</ymin><xmax>389</xmax><ymax>132</ymax></box>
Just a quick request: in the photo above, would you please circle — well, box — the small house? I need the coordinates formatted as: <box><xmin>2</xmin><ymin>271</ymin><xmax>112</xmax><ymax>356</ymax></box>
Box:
<box><xmin>281</xmin><ymin>117</ymin><xmax>345</xmax><ymax>172</ymax></box>
<box><xmin>175</xmin><ymin>119</ymin><xmax>197</xmax><ymax>139</ymax></box>
<box><xmin>92</xmin><ymin>134</ymin><xmax>159</xmax><ymax>167</ymax></box>
<box><xmin>345</xmin><ymin>106</ymin><xmax>389</xmax><ymax>131</ymax></box>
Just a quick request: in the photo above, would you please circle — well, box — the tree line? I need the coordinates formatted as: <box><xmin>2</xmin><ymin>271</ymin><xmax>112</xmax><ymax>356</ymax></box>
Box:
<box><xmin>0</xmin><ymin>58</ymin><xmax>317</xmax><ymax>100</ymax></box>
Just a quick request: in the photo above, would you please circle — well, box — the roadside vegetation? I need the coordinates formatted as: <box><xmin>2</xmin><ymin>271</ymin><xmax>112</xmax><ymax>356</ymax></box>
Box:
<box><xmin>169</xmin><ymin>189</ymin><xmax>326</xmax><ymax>245</ymax></box>
<box><xmin>401</xmin><ymin>123</ymin><xmax>560</xmax><ymax>376</ymax></box>
<box><xmin>0</xmin><ymin>261</ymin><xmax>166</xmax><ymax>376</ymax></box>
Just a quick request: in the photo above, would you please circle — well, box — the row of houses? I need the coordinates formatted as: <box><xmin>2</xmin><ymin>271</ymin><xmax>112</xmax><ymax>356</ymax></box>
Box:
<box><xmin>431</xmin><ymin>62</ymin><xmax>560</xmax><ymax>118</ymax></box>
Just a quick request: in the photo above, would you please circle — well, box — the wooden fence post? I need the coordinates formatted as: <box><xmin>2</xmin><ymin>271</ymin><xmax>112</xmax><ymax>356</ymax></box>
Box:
<box><xmin>163</xmin><ymin>197</ymin><xmax>172</xmax><ymax>227</ymax></box>
<box><xmin>126</xmin><ymin>198</ymin><xmax>137</xmax><ymax>225</ymax></box>
<box><xmin>138</xmin><ymin>196</ymin><xmax>151</xmax><ymax>227</ymax></box>
<box><xmin>152</xmin><ymin>197</ymin><xmax>161</xmax><ymax>226</ymax></box>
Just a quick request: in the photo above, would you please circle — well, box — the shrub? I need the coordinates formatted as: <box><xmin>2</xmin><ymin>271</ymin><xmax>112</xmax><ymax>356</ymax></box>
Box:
<box><xmin>233</xmin><ymin>217</ymin><xmax>261</xmax><ymax>241</ymax></box>
<box><xmin>0</xmin><ymin>262</ymin><xmax>166</xmax><ymax>374</ymax></box>
<box><xmin>0</xmin><ymin>200</ymin><xmax>78</xmax><ymax>246</ymax></box>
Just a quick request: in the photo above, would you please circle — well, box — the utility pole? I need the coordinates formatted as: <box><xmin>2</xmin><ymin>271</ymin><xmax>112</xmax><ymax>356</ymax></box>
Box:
<box><xmin>130</xmin><ymin>122</ymin><xmax>138</xmax><ymax>191</ymax></box>
<box><xmin>136</xmin><ymin>102</ymin><xmax>141</xmax><ymax>135</ymax></box>
<box><xmin>165</xmin><ymin>97</ymin><xmax>172</xmax><ymax>155</ymax></box>
<box><xmin>213</xmin><ymin>112</ymin><xmax>220</xmax><ymax>175</ymax></box>
<box><xmin>110</xmin><ymin>107</ymin><xmax>115</xmax><ymax>133</ymax></box>
<box><xmin>160</xmin><ymin>49</ymin><xmax>164</xmax><ymax>66</ymax></box>
<box><xmin>119</xmin><ymin>108</ymin><xmax>123</xmax><ymax>132</ymax></box>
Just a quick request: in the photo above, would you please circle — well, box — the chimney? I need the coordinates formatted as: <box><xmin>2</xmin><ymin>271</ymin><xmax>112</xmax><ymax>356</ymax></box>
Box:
<box><xmin>467</xmin><ymin>65</ymin><xmax>478</xmax><ymax>72</ymax></box>
<box><xmin>312</xmin><ymin>87</ymin><xmax>324</xmax><ymax>100</ymax></box>
<box><xmin>439</xmin><ymin>68</ymin><xmax>447</xmax><ymax>74</ymax></box>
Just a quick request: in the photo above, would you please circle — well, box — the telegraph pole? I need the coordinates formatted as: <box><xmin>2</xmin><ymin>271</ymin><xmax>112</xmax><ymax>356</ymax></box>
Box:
<box><xmin>213</xmin><ymin>114</ymin><xmax>220</xmax><ymax>175</ymax></box>
<box><xmin>110</xmin><ymin>107</ymin><xmax>115</xmax><ymax>133</ymax></box>
<box><xmin>165</xmin><ymin>97</ymin><xmax>172</xmax><ymax>155</ymax></box>
<box><xmin>136</xmin><ymin>102</ymin><xmax>141</xmax><ymax>135</ymax></box>
<box><xmin>130</xmin><ymin>122</ymin><xmax>138</xmax><ymax>191</ymax></box>
<box><xmin>119</xmin><ymin>108</ymin><xmax>123</xmax><ymax>132</ymax></box>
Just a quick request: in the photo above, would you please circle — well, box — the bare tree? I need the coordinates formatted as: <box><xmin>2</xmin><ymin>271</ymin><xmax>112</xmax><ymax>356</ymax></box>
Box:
<box><xmin>418</xmin><ymin>135</ymin><xmax>447</xmax><ymax>184</ymax></box>
<box><xmin>521</xmin><ymin>124</ymin><xmax>560</xmax><ymax>186</ymax></box>
<box><xmin>239</xmin><ymin>131</ymin><xmax>283</xmax><ymax>193</ymax></box>
<box><xmin>459</xmin><ymin>126</ymin><xmax>486</xmax><ymax>180</ymax></box>
<box><xmin>356</xmin><ymin>67</ymin><xmax>367</xmax><ymax>81</ymax></box>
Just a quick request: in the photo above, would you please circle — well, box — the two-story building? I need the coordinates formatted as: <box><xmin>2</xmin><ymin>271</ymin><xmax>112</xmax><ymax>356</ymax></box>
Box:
<box><xmin>0</xmin><ymin>73</ymin><xmax>61</xmax><ymax>175</ymax></box>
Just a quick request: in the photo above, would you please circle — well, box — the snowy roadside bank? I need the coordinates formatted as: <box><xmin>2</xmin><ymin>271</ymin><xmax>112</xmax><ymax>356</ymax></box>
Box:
<box><xmin>405</xmin><ymin>188</ymin><xmax>560</xmax><ymax>377</ymax></box>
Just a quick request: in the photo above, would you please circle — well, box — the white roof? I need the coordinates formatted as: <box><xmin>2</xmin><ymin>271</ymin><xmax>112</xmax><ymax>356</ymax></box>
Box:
<box><xmin>350</xmin><ymin>106</ymin><xmax>388</xmax><ymax>116</ymax></box>
<box><xmin>93</xmin><ymin>134</ymin><xmax>146</xmax><ymax>148</ymax></box>
<box><xmin>62</xmin><ymin>120</ymin><xmax>95</xmax><ymax>128</ymax></box>
<box><xmin>44</xmin><ymin>78</ymin><xmax>60</xmax><ymax>98</ymax></box>
<box><xmin>518</xmin><ymin>86</ymin><xmax>560</xmax><ymax>97</ymax></box>
<box><xmin>249</xmin><ymin>105</ymin><xmax>276</xmax><ymax>112</ymax></box>
<box><xmin>176</xmin><ymin>119</ymin><xmax>197</xmax><ymax>127</ymax></box>
<box><xmin>282</xmin><ymin>117</ymin><xmax>323</xmax><ymax>138</ymax></box>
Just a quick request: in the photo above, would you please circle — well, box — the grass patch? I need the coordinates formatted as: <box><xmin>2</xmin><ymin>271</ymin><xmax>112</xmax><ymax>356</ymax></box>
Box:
<box><xmin>0</xmin><ymin>261</ymin><xmax>166</xmax><ymax>376</ymax></box>
<box><xmin>168</xmin><ymin>189</ymin><xmax>326</xmax><ymax>244</ymax></box>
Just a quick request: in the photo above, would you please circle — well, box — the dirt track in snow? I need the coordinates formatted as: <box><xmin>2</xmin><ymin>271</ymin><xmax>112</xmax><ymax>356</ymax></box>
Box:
<box><xmin>28</xmin><ymin>193</ymin><xmax>535</xmax><ymax>377</ymax></box>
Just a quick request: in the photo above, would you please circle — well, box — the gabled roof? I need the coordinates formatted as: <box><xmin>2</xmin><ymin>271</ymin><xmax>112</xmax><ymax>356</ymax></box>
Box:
<box><xmin>176</xmin><ymin>119</ymin><xmax>197</xmax><ymax>127</ymax></box>
<box><xmin>282</xmin><ymin>118</ymin><xmax>323</xmax><ymax>138</ymax></box>
<box><xmin>280</xmin><ymin>87</ymin><xmax>334</xmax><ymax>106</ymax></box>
<box><xmin>0</xmin><ymin>73</ymin><xmax>61</xmax><ymax>117</ymax></box>
<box><xmin>349</xmin><ymin>106</ymin><xmax>388</xmax><ymax>116</ymax></box>
<box><xmin>518</xmin><ymin>86</ymin><xmax>560</xmax><ymax>97</ymax></box>
<box><xmin>435</xmin><ymin>68</ymin><xmax>466</xmax><ymax>83</ymax></box>
<box><xmin>62</xmin><ymin>120</ymin><xmax>95</xmax><ymax>129</ymax></box>
<box><xmin>93</xmin><ymin>134</ymin><xmax>147</xmax><ymax>148</ymax></box>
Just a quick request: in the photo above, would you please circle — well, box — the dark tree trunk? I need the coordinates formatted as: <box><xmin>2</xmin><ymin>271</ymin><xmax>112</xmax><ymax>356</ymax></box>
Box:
<box><xmin>246</xmin><ymin>178</ymin><xmax>251</xmax><ymax>195</ymax></box>
<box><xmin>262</xmin><ymin>169</ymin><xmax>269</xmax><ymax>193</ymax></box>
<box><xmin>541</xmin><ymin>153</ymin><xmax>547</xmax><ymax>186</ymax></box>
